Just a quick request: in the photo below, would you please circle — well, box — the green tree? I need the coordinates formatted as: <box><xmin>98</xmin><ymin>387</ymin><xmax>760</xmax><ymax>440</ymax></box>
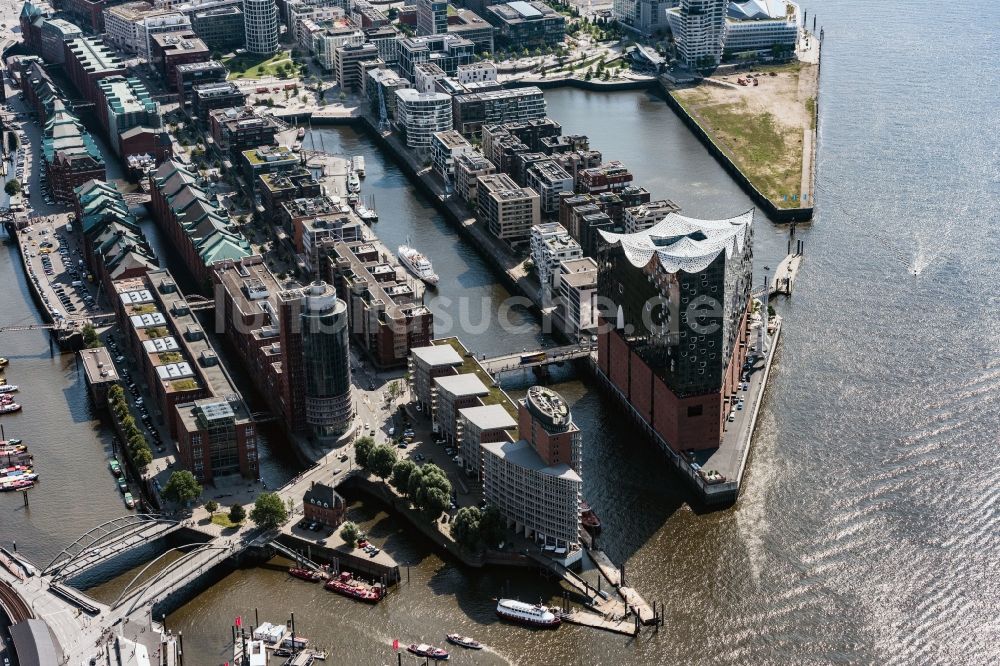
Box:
<box><xmin>5</xmin><ymin>180</ymin><xmax>21</xmax><ymax>196</ymax></box>
<box><xmin>390</xmin><ymin>459</ymin><xmax>416</xmax><ymax>495</ymax></box>
<box><xmin>163</xmin><ymin>470</ymin><xmax>202</xmax><ymax>504</ymax></box>
<box><xmin>451</xmin><ymin>506</ymin><xmax>482</xmax><ymax>548</ymax></box>
<box><xmin>479</xmin><ymin>505</ymin><xmax>506</xmax><ymax>547</ymax></box>
<box><xmin>228</xmin><ymin>503</ymin><xmax>246</xmax><ymax>524</ymax></box>
<box><xmin>340</xmin><ymin>520</ymin><xmax>360</xmax><ymax>546</ymax></box>
<box><xmin>205</xmin><ymin>500</ymin><xmax>219</xmax><ymax>515</ymax></box>
<box><xmin>422</xmin><ymin>486</ymin><xmax>450</xmax><ymax>521</ymax></box>
<box><xmin>82</xmin><ymin>324</ymin><xmax>100</xmax><ymax>348</ymax></box>
<box><xmin>250</xmin><ymin>492</ymin><xmax>288</xmax><ymax>529</ymax></box>
<box><xmin>355</xmin><ymin>435</ymin><xmax>375</xmax><ymax>468</ymax></box>
<box><xmin>132</xmin><ymin>446</ymin><xmax>152</xmax><ymax>471</ymax></box>
<box><xmin>368</xmin><ymin>444</ymin><xmax>397</xmax><ymax>480</ymax></box>
<box><xmin>387</xmin><ymin>380</ymin><xmax>402</xmax><ymax>402</ymax></box>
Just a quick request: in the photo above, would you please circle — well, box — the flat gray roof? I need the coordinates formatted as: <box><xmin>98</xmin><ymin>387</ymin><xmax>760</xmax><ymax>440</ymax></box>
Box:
<box><xmin>434</xmin><ymin>372</ymin><xmax>490</xmax><ymax>397</ymax></box>
<box><xmin>459</xmin><ymin>403</ymin><xmax>517</xmax><ymax>430</ymax></box>
<box><xmin>411</xmin><ymin>344</ymin><xmax>463</xmax><ymax>367</ymax></box>
<box><xmin>482</xmin><ymin>438</ymin><xmax>581</xmax><ymax>482</ymax></box>
<box><xmin>10</xmin><ymin>619</ymin><xmax>60</xmax><ymax>666</ymax></box>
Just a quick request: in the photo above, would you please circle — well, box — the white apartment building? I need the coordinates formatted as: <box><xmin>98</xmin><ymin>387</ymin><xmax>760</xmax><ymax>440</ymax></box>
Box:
<box><xmin>288</xmin><ymin>1</ymin><xmax>345</xmax><ymax>47</ymax></box>
<box><xmin>530</xmin><ymin>222</ymin><xmax>582</xmax><ymax>298</ymax></box>
<box><xmin>623</xmin><ymin>199</ymin><xmax>682</xmax><ymax>234</ymax></box>
<box><xmin>243</xmin><ymin>0</ymin><xmax>279</xmax><ymax>54</ymax></box>
<box><xmin>558</xmin><ymin>256</ymin><xmax>598</xmax><ymax>337</ymax></box>
<box><xmin>311</xmin><ymin>19</ymin><xmax>365</xmax><ymax>72</ymax></box>
<box><xmin>394</xmin><ymin>89</ymin><xmax>453</xmax><ymax>151</ymax></box>
<box><xmin>456</xmin><ymin>61</ymin><xmax>497</xmax><ymax>85</ymax></box>
<box><xmin>456</xmin><ymin>404</ymin><xmax>516</xmax><ymax>477</ymax></box>
<box><xmin>140</xmin><ymin>12</ymin><xmax>191</xmax><ymax>59</ymax></box>
<box><xmin>430</xmin><ymin>130</ymin><xmax>474</xmax><ymax>185</ymax></box>
<box><xmin>413</xmin><ymin>61</ymin><xmax>448</xmax><ymax>93</ymax></box>
<box><xmin>476</xmin><ymin>173</ymin><xmax>540</xmax><ymax>245</ymax></box>
<box><xmin>667</xmin><ymin>0</ymin><xmax>727</xmax><ymax>69</ymax></box>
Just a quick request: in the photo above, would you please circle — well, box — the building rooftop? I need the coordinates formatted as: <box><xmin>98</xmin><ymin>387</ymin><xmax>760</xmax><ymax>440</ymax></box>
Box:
<box><xmin>435</xmin><ymin>372</ymin><xmax>490</xmax><ymax>398</ymax></box>
<box><xmin>459</xmin><ymin>403</ymin><xmax>517</xmax><ymax>431</ymax></box>
<box><xmin>411</xmin><ymin>344</ymin><xmax>464</xmax><ymax>368</ymax></box>
<box><xmin>192</xmin><ymin>80</ymin><xmax>243</xmax><ymax>98</ymax></box>
<box><xmin>482</xmin><ymin>438</ymin><xmax>582</xmax><ymax>482</ymax></box>
<box><xmin>98</xmin><ymin>76</ymin><xmax>157</xmax><ymax>116</ymax></box>
<box><xmin>525</xmin><ymin>385</ymin><xmax>572</xmax><ymax>429</ymax></box>
<box><xmin>152</xmin><ymin>31</ymin><xmax>209</xmax><ymax>55</ymax></box>
<box><xmin>80</xmin><ymin>346</ymin><xmax>119</xmax><ymax>385</ymax></box>
<box><xmin>432</xmin><ymin>129</ymin><xmax>470</xmax><ymax>150</ymax></box>
<box><xmin>455</xmin><ymin>85</ymin><xmax>544</xmax><ymax>103</ymax></box>
<box><xmin>66</xmin><ymin>37</ymin><xmax>123</xmax><ymax>74</ymax></box>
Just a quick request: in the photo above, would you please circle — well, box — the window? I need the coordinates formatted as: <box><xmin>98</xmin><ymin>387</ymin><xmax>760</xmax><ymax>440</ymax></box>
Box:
<box><xmin>687</xmin><ymin>405</ymin><xmax>703</xmax><ymax>417</ymax></box>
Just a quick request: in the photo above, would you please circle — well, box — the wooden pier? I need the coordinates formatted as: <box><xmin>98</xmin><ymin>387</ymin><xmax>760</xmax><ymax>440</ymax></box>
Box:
<box><xmin>561</xmin><ymin>609</ymin><xmax>639</xmax><ymax>636</ymax></box>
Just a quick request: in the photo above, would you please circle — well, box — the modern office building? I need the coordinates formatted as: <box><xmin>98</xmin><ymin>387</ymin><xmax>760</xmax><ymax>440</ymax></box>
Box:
<box><xmin>452</xmin><ymin>86</ymin><xmax>546</xmax><ymax>137</ymax></box>
<box><xmin>104</xmin><ymin>3</ymin><xmax>168</xmax><ymax>54</ymax></box>
<box><xmin>174</xmin><ymin>60</ymin><xmax>228</xmax><ymax>98</ymax></box>
<box><xmin>613</xmin><ymin>0</ymin><xmax>669</xmax><ymax>37</ymax></box>
<box><xmin>408</xmin><ymin>344</ymin><xmax>464</xmax><ymax>414</ymax></box>
<box><xmin>477</xmin><ymin>173</ymin><xmax>540</xmax><ymax>245</ymax></box>
<box><xmin>326</xmin><ymin>239</ymin><xmax>434</xmax><ymax>369</ymax></box>
<box><xmin>244</xmin><ymin>0</ymin><xmax>279</xmax><ymax>54</ymax></box>
<box><xmin>334</xmin><ymin>42</ymin><xmax>381</xmax><ymax>92</ymax></box>
<box><xmin>397</xmin><ymin>33</ymin><xmax>475</xmax><ymax>79</ymax></box>
<box><xmin>257</xmin><ymin>167</ymin><xmax>321</xmax><ymax>217</ymax></box>
<box><xmin>723</xmin><ymin>0</ymin><xmax>799</xmax><ymax>57</ymax></box>
<box><xmin>416</xmin><ymin>0</ymin><xmax>447</xmax><ymax>36</ymax></box>
<box><xmin>577</xmin><ymin>161</ymin><xmax>634</xmax><ymax>195</ymax></box>
<box><xmin>139</xmin><ymin>11</ymin><xmax>193</xmax><ymax>60</ymax></box>
<box><xmin>394</xmin><ymin>89</ymin><xmax>453</xmax><ymax>151</ymax></box>
<box><xmin>595</xmin><ymin>209</ymin><xmax>755</xmax><ymax>453</ymax></box>
<box><xmin>299</xmin><ymin>282</ymin><xmax>354</xmax><ymax>442</ymax></box>
<box><xmin>530</xmin><ymin>222</ymin><xmax>581</xmax><ymax>296</ymax></box>
<box><xmin>455</xmin><ymin>404</ymin><xmax>516</xmax><ymax>477</ymax></box>
<box><xmin>111</xmin><ymin>269</ymin><xmax>258</xmax><ymax>481</ymax></box>
<box><xmin>191</xmin><ymin>6</ymin><xmax>245</xmax><ymax>50</ymax></box>
<box><xmin>310</xmin><ymin>17</ymin><xmax>365</xmax><ymax>71</ymax></box>
<box><xmin>433</xmin><ymin>373</ymin><xmax>491</xmax><ymax>444</ymax></box>
<box><xmin>281</xmin><ymin>196</ymin><xmax>363</xmax><ymax>272</ymax></box>
<box><xmin>456</xmin><ymin>61</ymin><xmax>498</xmax><ymax>85</ymax></box>
<box><xmin>208</xmin><ymin>106</ymin><xmax>281</xmax><ymax>159</ymax></box>
<box><xmin>623</xmin><ymin>198</ymin><xmax>683</xmax><ymax>233</ymax></box>
<box><xmin>240</xmin><ymin>145</ymin><xmax>298</xmax><ymax>182</ymax></box>
<box><xmin>447</xmin><ymin>7</ymin><xmax>494</xmax><ymax>53</ymax></box>
<box><xmin>667</xmin><ymin>0</ymin><xmax>727</xmax><ymax>69</ymax></box>
<box><xmin>484</xmin><ymin>1</ymin><xmax>565</xmax><ymax>49</ymax></box>
<box><xmin>413</xmin><ymin>61</ymin><xmax>448</xmax><ymax>93</ymax></box>
<box><xmin>367</xmin><ymin>67</ymin><xmax>411</xmax><ymax>122</ymax></box>
<box><xmin>150</xmin><ymin>31</ymin><xmax>210</xmax><ymax>82</ymax></box>
<box><xmin>481</xmin><ymin>386</ymin><xmax>582</xmax><ymax>555</ymax></box>
<box><xmin>453</xmin><ymin>151</ymin><xmax>496</xmax><ymax>204</ymax></box>
<box><xmin>191</xmin><ymin>81</ymin><xmax>247</xmax><ymax>118</ymax></box>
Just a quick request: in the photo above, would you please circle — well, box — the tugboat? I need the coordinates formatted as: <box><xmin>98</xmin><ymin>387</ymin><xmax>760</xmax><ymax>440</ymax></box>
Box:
<box><xmin>397</xmin><ymin>245</ymin><xmax>439</xmax><ymax>287</ymax></box>
<box><xmin>446</xmin><ymin>634</ymin><xmax>483</xmax><ymax>650</ymax></box>
<box><xmin>407</xmin><ymin>644</ymin><xmax>449</xmax><ymax>660</ymax></box>
<box><xmin>288</xmin><ymin>567</ymin><xmax>324</xmax><ymax>582</ymax></box>
<box><xmin>324</xmin><ymin>571</ymin><xmax>383</xmax><ymax>603</ymax></box>
<box><xmin>495</xmin><ymin>599</ymin><xmax>561</xmax><ymax>628</ymax></box>
<box><xmin>580</xmin><ymin>501</ymin><xmax>602</xmax><ymax>535</ymax></box>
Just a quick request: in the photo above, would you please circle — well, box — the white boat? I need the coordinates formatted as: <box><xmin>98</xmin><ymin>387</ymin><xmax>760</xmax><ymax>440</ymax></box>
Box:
<box><xmin>352</xmin><ymin>155</ymin><xmax>365</xmax><ymax>176</ymax></box>
<box><xmin>347</xmin><ymin>169</ymin><xmax>361</xmax><ymax>193</ymax></box>
<box><xmin>355</xmin><ymin>201</ymin><xmax>377</xmax><ymax>223</ymax></box>
<box><xmin>251</xmin><ymin>623</ymin><xmax>273</xmax><ymax>641</ymax></box>
<box><xmin>0</xmin><ymin>403</ymin><xmax>22</xmax><ymax>415</ymax></box>
<box><xmin>495</xmin><ymin>599</ymin><xmax>561</xmax><ymax>628</ymax></box>
<box><xmin>398</xmin><ymin>245</ymin><xmax>439</xmax><ymax>287</ymax></box>
<box><xmin>0</xmin><ymin>385</ymin><xmax>18</xmax><ymax>394</ymax></box>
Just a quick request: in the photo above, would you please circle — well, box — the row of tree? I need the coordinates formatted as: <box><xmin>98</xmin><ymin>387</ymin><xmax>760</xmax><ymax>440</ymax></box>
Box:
<box><xmin>450</xmin><ymin>505</ymin><xmax>506</xmax><ymax>551</ymax></box>
<box><xmin>161</xmin><ymin>467</ymin><xmax>288</xmax><ymax>530</ymax></box>
<box><xmin>355</xmin><ymin>436</ymin><xmax>453</xmax><ymax>521</ymax></box>
<box><xmin>108</xmin><ymin>384</ymin><xmax>153</xmax><ymax>472</ymax></box>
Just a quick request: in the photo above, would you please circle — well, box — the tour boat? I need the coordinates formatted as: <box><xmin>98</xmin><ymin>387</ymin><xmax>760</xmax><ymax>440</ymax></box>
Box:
<box><xmin>397</xmin><ymin>245</ymin><xmax>439</xmax><ymax>287</ymax></box>
<box><xmin>123</xmin><ymin>492</ymin><xmax>135</xmax><ymax>509</ymax></box>
<box><xmin>0</xmin><ymin>384</ymin><xmax>18</xmax><ymax>394</ymax></box>
<box><xmin>352</xmin><ymin>155</ymin><xmax>365</xmax><ymax>177</ymax></box>
<box><xmin>407</xmin><ymin>644</ymin><xmax>449</xmax><ymax>660</ymax></box>
<box><xmin>324</xmin><ymin>571</ymin><xmax>383</xmax><ymax>603</ymax></box>
<box><xmin>288</xmin><ymin>567</ymin><xmax>324</xmax><ymax>582</ymax></box>
<box><xmin>495</xmin><ymin>599</ymin><xmax>561</xmax><ymax>628</ymax></box>
<box><xmin>0</xmin><ymin>403</ymin><xmax>22</xmax><ymax>415</ymax></box>
<box><xmin>109</xmin><ymin>459</ymin><xmax>122</xmax><ymax>477</ymax></box>
<box><xmin>446</xmin><ymin>634</ymin><xmax>483</xmax><ymax>650</ymax></box>
<box><xmin>0</xmin><ymin>465</ymin><xmax>32</xmax><ymax>477</ymax></box>
<box><xmin>0</xmin><ymin>476</ymin><xmax>35</xmax><ymax>491</ymax></box>
<box><xmin>347</xmin><ymin>169</ymin><xmax>361</xmax><ymax>193</ymax></box>
<box><xmin>580</xmin><ymin>501</ymin><xmax>602</xmax><ymax>534</ymax></box>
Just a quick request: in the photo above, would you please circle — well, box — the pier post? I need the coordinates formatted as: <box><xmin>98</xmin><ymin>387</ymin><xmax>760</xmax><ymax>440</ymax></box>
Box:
<box><xmin>178</xmin><ymin>631</ymin><xmax>184</xmax><ymax>665</ymax></box>
<box><xmin>255</xmin><ymin>608</ymin><xmax>259</xmax><ymax>627</ymax></box>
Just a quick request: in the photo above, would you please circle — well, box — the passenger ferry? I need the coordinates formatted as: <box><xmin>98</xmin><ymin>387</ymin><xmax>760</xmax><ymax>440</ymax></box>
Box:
<box><xmin>347</xmin><ymin>169</ymin><xmax>361</xmax><ymax>193</ymax></box>
<box><xmin>397</xmin><ymin>245</ymin><xmax>439</xmax><ymax>287</ymax></box>
<box><xmin>495</xmin><ymin>599</ymin><xmax>561</xmax><ymax>628</ymax></box>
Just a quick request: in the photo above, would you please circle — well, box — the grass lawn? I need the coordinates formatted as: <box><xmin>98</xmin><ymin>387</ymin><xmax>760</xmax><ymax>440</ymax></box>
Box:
<box><xmin>674</xmin><ymin>93</ymin><xmax>802</xmax><ymax>205</ymax></box>
<box><xmin>224</xmin><ymin>51</ymin><xmax>296</xmax><ymax>79</ymax></box>
<box><xmin>211</xmin><ymin>513</ymin><xmax>243</xmax><ymax>529</ymax></box>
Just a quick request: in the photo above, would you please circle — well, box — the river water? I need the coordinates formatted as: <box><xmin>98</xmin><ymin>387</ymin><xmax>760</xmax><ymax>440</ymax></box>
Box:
<box><xmin>3</xmin><ymin>0</ymin><xmax>999</xmax><ymax>662</ymax></box>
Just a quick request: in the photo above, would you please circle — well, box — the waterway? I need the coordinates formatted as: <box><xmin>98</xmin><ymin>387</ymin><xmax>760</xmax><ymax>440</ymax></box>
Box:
<box><xmin>4</xmin><ymin>0</ymin><xmax>999</xmax><ymax>662</ymax></box>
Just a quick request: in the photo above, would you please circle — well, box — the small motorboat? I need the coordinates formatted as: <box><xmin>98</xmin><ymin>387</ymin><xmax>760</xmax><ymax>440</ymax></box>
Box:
<box><xmin>446</xmin><ymin>634</ymin><xmax>483</xmax><ymax>650</ymax></box>
<box><xmin>0</xmin><ymin>357</ymin><xmax>9</xmax><ymax>368</ymax></box>
<box><xmin>0</xmin><ymin>438</ymin><xmax>23</xmax><ymax>446</ymax></box>
<box><xmin>407</xmin><ymin>644</ymin><xmax>449</xmax><ymax>660</ymax></box>
<box><xmin>0</xmin><ymin>385</ymin><xmax>18</xmax><ymax>394</ymax></box>
<box><xmin>123</xmin><ymin>492</ymin><xmax>135</xmax><ymax>509</ymax></box>
<box><xmin>288</xmin><ymin>567</ymin><xmax>324</xmax><ymax>582</ymax></box>
<box><xmin>109</xmin><ymin>459</ymin><xmax>122</xmax><ymax>477</ymax></box>
<box><xmin>0</xmin><ymin>403</ymin><xmax>22</xmax><ymax>415</ymax></box>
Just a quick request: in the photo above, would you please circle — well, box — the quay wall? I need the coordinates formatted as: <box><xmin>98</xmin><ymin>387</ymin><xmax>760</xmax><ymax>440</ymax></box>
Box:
<box><xmin>273</xmin><ymin>532</ymin><xmax>400</xmax><ymax>584</ymax></box>
<box><xmin>504</xmin><ymin>77</ymin><xmax>657</xmax><ymax>92</ymax></box>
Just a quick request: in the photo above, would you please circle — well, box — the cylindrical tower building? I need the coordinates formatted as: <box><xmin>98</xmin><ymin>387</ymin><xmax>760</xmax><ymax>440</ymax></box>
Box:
<box><xmin>300</xmin><ymin>281</ymin><xmax>353</xmax><ymax>442</ymax></box>
<box><xmin>243</xmin><ymin>0</ymin><xmax>278</xmax><ymax>55</ymax></box>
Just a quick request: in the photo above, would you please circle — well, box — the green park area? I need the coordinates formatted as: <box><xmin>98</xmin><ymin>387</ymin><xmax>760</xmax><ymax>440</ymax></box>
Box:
<box><xmin>224</xmin><ymin>51</ymin><xmax>299</xmax><ymax>79</ymax></box>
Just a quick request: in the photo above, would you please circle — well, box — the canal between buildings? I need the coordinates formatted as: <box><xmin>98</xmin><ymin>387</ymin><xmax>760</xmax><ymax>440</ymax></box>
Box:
<box><xmin>3</xmin><ymin>0</ymin><xmax>999</xmax><ymax>660</ymax></box>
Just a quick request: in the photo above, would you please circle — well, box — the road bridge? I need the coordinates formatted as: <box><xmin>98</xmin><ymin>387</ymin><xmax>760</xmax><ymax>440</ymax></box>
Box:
<box><xmin>478</xmin><ymin>344</ymin><xmax>595</xmax><ymax>376</ymax></box>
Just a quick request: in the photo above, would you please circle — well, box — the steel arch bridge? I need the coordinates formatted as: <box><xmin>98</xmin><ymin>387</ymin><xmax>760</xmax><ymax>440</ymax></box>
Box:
<box><xmin>42</xmin><ymin>514</ymin><xmax>179</xmax><ymax>579</ymax></box>
<box><xmin>114</xmin><ymin>542</ymin><xmax>231</xmax><ymax>615</ymax></box>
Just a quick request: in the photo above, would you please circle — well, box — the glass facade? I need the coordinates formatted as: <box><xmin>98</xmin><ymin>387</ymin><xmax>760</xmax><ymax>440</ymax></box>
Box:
<box><xmin>300</xmin><ymin>283</ymin><xmax>353</xmax><ymax>441</ymax></box>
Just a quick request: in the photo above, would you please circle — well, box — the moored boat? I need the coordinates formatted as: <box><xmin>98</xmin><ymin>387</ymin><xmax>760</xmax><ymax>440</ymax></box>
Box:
<box><xmin>397</xmin><ymin>245</ymin><xmax>439</xmax><ymax>287</ymax></box>
<box><xmin>580</xmin><ymin>501</ymin><xmax>602</xmax><ymax>534</ymax></box>
<box><xmin>0</xmin><ymin>438</ymin><xmax>23</xmax><ymax>447</ymax></box>
<box><xmin>352</xmin><ymin>155</ymin><xmax>365</xmax><ymax>176</ymax></box>
<box><xmin>0</xmin><ymin>357</ymin><xmax>9</xmax><ymax>368</ymax></box>
<box><xmin>0</xmin><ymin>385</ymin><xmax>18</xmax><ymax>394</ymax></box>
<box><xmin>324</xmin><ymin>571</ymin><xmax>383</xmax><ymax>603</ymax></box>
<box><xmin>347</xmin><ymin>169</ymin><xmax>361</xmax><ymax>193</ymax></box>
<box><xmin>446</xmin><ymin>634</ymin><xmax>483</xmax><ymax>650</ymax></box>
<box><xmin>288</xmin><ymin>567</ymin><xmax>324</xmax><ymax>582</ymax></box>
<box><xmin>109</xmin><ymin>459</ymin><xmax>122</xmax><ymax>477</ymax></box>
<box><xmin>0</xmin><ymin>403</ymin><xmax>22</xmax><ymax>415</ymax></box>
<box><xmin>123</xmin><ymin>492</ymin><xmax>135</xmax><ymax>509</ymax></box>
<box><xmin>495</xmin><ymin>599</ymin><xmax>561</xmax><ymax>628</ymax></box>
<box><xmin>280</xmin><ymin>635</ymin><xmax>309</xmax><ymax>649</ymax></box>
<box><xmin>407</xmin><ymin>644</ymin><xmax>449</xmax><ymax>660</ymax></box>
<box><xmin>117</xmin><ymin>478</ymin><xmax>127</xmax><ymax>493</ymax></box>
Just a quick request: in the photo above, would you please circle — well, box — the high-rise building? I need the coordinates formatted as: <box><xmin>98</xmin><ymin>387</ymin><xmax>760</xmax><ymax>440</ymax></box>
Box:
<box><xmin>394</xmin><ymin>89</ymin><xmax>453</xmax><ymax>151</ymax></box>
<box><xmin>595</xmin><ymin>210</ymin><xmax>754</xmax><ymax>452</ymax></box>
<box><xmin>244</xmin><ymin>0</ymin><xmax>279</xmax><ymax>54</ymax></box>
<box><xmin>667</xmin><ymin>0</ymin><xmax>727</xmax><ymax>69</ymax></box>
<box><xmin>416</xmin><ymin>0</ymin><xmax>447</xmax><ymax>36</ymax></box>
<box><xmin>299</xmin><ymin>282</ymin><xmax>354</xmax><ymax>442</ymax></box>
